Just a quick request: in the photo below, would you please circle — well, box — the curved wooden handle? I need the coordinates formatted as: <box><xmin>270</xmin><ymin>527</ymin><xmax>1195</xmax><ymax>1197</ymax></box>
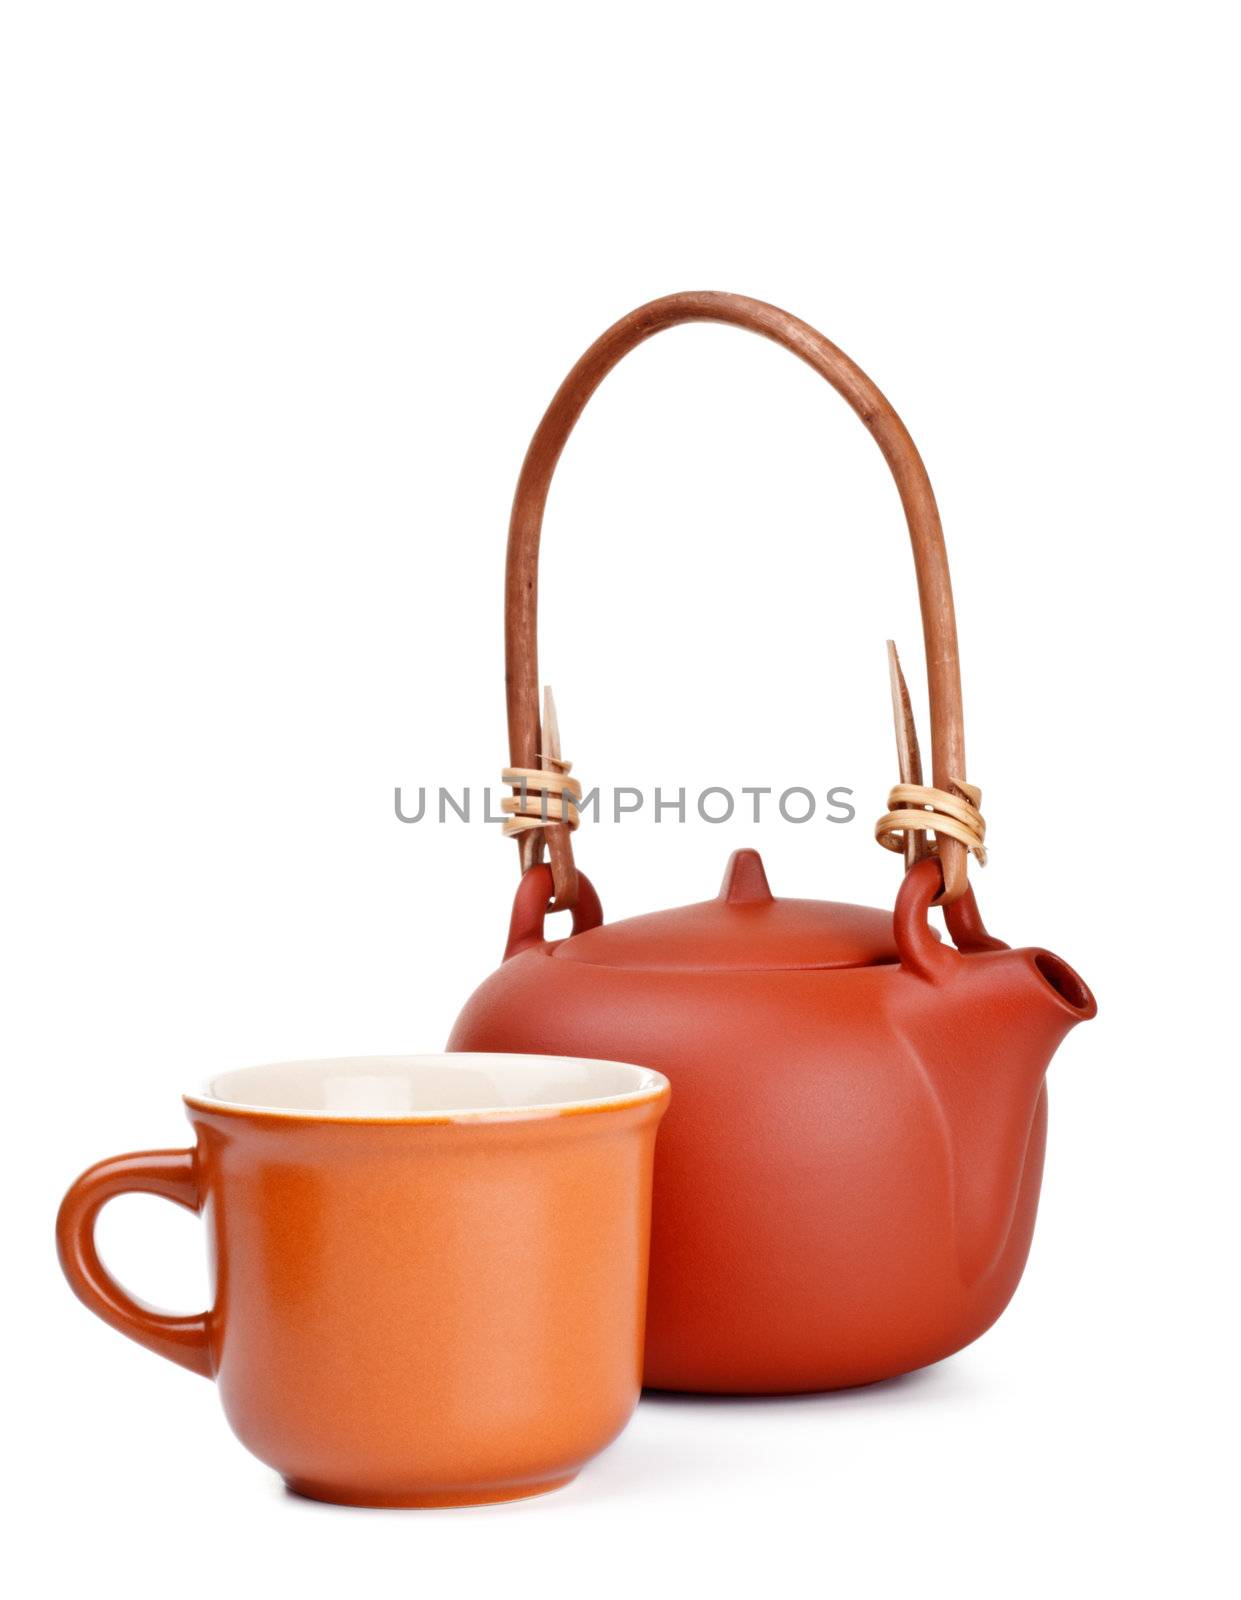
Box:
<box><xmin>505</xmin><ymin>290</ymin><xmax>969</xmax><ymax>905</ymax></box>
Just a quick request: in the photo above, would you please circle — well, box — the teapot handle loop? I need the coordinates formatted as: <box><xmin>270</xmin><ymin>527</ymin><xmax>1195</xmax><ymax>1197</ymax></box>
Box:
<box><xmin>894</xmin><ymin>858</ymin><xmax>961</xmax><ymax>982</ymax></box>
<box><xmin>895</xmin><ymin>856</ymin><xmax>1010</xmax><ymax>981</ymax></box>
<box><xmin>503</xmin><ymin>864</ymin><xmax>604</xmax><ymax>962</ymax></box>
<box><xmin>505</xmin><ymin>291</ymin><xmax>968</xmax><ymax>910</ymax></box>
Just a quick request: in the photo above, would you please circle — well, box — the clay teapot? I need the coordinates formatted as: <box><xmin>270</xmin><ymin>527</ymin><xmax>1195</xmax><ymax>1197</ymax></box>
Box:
<box><xmin>449</xmin><ymin>292</ymin><xmax>1095</xmax><ymax>1393</ymax></box>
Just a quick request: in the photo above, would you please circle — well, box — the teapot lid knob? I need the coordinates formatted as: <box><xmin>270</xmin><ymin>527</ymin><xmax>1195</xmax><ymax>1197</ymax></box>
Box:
<box><xmin>719</xmin><ymin>849</ymin><xmax>774</xmax><ymax>905</ymax></box>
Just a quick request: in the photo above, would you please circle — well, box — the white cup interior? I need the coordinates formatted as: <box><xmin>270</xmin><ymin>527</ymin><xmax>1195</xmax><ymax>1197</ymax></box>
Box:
<box><xmin>190</xmin><ymin>1053</ymin><xmax>667</xmax><ymax>1119</ymax></box>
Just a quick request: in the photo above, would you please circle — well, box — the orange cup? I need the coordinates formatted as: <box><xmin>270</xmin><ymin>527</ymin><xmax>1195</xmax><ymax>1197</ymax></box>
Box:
<box><xmin>56</xmin><ymin>1054</ymin><xmax>669</xmax><ymax>1507</ymax></box>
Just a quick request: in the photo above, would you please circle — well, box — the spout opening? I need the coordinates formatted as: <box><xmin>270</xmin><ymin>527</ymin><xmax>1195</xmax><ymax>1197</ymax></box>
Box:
<box><xmin>1033</xmin><ymin>951</ymin><xmax>1096</xmax><ymax>1019</ymax></box>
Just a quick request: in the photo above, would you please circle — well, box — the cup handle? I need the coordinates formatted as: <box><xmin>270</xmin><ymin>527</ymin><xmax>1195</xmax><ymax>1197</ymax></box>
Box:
<box><xmin>56</xmin><ymin>1149</ymin><xmax>213</xmax><ymax>1378</ymax></box>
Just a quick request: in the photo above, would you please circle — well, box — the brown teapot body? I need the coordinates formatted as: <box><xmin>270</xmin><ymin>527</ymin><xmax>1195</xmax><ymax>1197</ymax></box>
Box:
<box><xmin>450</xmin><ymin>851</ymin><xmax>1094</xmax><ymax>1392</ymax></box>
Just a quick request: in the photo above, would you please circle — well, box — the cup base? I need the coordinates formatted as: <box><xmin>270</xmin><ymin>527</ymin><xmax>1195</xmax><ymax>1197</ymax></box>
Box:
<box><xmin>283</xmin><ymin>1470</ymin><xmax>578</xmax><ymax>1510</ymax></box>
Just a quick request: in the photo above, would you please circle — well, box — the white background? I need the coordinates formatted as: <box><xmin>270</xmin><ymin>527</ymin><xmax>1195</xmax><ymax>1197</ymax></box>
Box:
<box><xmin>3</xmin><ymin>3</ymin><xmax>1237</xmax><ymax>1594</ymax></box>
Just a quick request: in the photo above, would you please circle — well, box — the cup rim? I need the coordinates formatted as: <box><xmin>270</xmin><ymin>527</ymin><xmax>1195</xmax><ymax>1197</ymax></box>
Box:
<box><xmin>183</xmin><ymin>1051</ymin><xmax>670</xmax><ymax>1125</ymax></box>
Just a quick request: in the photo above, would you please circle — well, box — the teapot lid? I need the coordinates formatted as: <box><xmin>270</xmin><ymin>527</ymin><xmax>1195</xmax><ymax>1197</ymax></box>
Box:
<box><xmin>552</xmin><ymin>849</ymin><xmax>903</xmax><ymax>972</ymax></box>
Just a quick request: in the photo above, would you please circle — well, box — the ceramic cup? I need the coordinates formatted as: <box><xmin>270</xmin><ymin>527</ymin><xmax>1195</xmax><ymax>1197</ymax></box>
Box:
<box><xmin>56</xmin><ymin>1053</ymin><xmax>670</xmax><ymax>1507</ymax></box>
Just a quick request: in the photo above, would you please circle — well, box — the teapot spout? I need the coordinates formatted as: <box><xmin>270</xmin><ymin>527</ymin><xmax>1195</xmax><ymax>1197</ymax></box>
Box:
<box><xmin>1029</xmin><ymin>948</ymin><xmax>1097</xmax><ymax>1029</ymax></box>
<box><xmin>1014</xmin><ymin>946</ymin><xmax>1097</xmax><ymax>1072</ymax></box>
<box><xmin>952</xmin><ymin>942</ymin><xmax>1096</xmax><ymax>1103</ymax></box>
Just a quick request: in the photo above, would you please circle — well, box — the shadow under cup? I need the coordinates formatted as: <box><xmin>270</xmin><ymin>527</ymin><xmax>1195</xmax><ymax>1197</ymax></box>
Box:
<box><xmin>56</xmin><ymin>1054</ymin><xmax>670</xmax><ymax>1508</ymax></box>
